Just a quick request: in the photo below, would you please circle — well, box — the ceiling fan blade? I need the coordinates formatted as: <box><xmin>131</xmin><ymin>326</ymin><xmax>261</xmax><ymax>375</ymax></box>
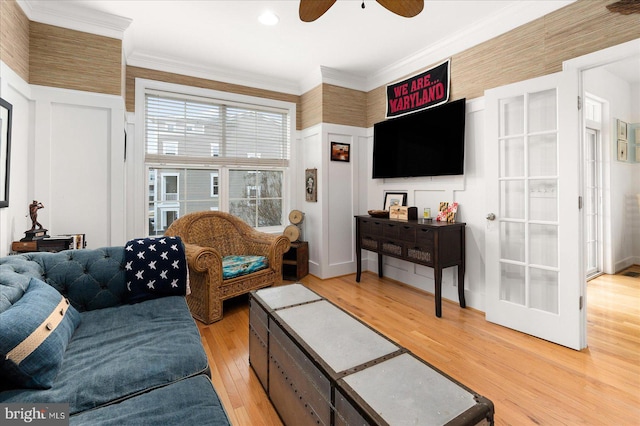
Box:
<box><xmin>375</xmin><ymin>0</ymin><xmax>424</xmax><ymax>18</ymax></box>
<box><xmin>606</xmin><ymin>0</ymin><xmax>640</xmax><ymax>15</ymax></box>
<box><xmin>299</xmin><ymin>0</ymin><xmax>337</xmax><ymax>22</ymax></box>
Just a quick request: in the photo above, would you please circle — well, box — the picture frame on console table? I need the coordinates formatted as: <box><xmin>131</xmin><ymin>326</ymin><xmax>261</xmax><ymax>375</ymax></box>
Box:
<box><xmin>383</xmin><ymin>191</ymin><xmax>407</xmax><ymax>211</ymax></box>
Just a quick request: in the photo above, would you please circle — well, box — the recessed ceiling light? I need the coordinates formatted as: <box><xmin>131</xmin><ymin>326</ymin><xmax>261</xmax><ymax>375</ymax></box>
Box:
<box><xmin>259</xmin><ymin>11</ymin><xmax>279</xmax><ymax>26</ymax></box>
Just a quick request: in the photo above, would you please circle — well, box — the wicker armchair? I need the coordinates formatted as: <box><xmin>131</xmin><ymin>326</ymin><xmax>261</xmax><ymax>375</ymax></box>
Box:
<box><xmin>165</xmin><ymin>211</ymin><xmax>290</xmax><ymax>324</ymax></box>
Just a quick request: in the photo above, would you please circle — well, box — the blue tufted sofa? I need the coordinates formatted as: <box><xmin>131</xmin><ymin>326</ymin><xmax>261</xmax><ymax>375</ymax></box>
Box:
<box><xmin>0</xmin><ymin>247</ymin><xmax>230</xmax><ymax>425</ymax></box>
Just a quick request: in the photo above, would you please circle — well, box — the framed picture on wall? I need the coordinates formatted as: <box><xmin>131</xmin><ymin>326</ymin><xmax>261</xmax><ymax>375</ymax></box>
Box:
<box><xmin>330</xmin><ymin>142</ymin><xmax>350</xmax><ymax>162</ymax></box>
<box><xmin>305</xmin><ymin>168</ymin><xmax>317</xmax><ymax>202</ymax></box>
<box><xmin>617</xmin><ymin>119</ymin><xmax>627</xmax><ymax>141</ymax></box>
<box><xmin>383</xmin><ymin>191</ymin><xmax>407</xmax><ymax>211</ymax></box>
<box><xmin>617</xmin><ymin>140</ymin><xmax>628</xmax><ymax>162</ymax></box>
<box><xmin>0</xmin><ymin>97</ymin><xmax>12</xmax><ymax>208</ymax></box>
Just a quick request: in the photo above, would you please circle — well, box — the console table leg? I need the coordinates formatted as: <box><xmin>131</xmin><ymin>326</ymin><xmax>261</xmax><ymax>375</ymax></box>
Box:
<box><xmin>458</xmin><ymin>264</ymin><xmax>466</xmax><ymax>308</ymax></box>
<box><xmin>378</xmin><ymin>253</ymin><xmax>383</xmax><ymax>277</ymax></box>
<box><xmin>435</xmin><ymin>268</ymin><xmax>442</xmax><ymax>318</ymax></box>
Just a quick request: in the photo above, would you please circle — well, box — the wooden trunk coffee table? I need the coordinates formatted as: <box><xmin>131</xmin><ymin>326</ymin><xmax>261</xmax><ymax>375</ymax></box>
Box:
<box><xmin>249</xmin><ymin>284</ymin><xmax>494</xmax><ymax>426</ymax></box>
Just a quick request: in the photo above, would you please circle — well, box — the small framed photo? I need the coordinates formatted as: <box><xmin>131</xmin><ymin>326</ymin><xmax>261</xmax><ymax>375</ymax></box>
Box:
<box><xmin>617</xmin><ymin>140</ymin><xmax>628</xmax><ymax>162</ymax></box>
<box><xmin>330</xmin><ymin>142</ymin><xmax>350</xmax><ymax>162</ymax></box>
<box><xmin>305</xmin><ymin>168</ymin><xmax>317</xmax><ymax>202</ymax></box>
<box><xmin>617</xmin><ymin>119</ymin><xmax>627</xmax><ymax>141</ymax></box>
<box><xmin>383</xmin><ymin>191</ymin><xmax>407</xmax><ymax>211</ymax></box>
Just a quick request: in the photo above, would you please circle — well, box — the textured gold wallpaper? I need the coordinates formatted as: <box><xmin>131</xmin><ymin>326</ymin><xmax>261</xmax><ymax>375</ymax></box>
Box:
<box><xmin>0</xmin><ymin>0</ymin><xmax>30</xmax><ymax>82</ymax></box>
<box><xmin>29</xmin><ymin>22</ymin><xmax>122</xmax><ymax>96</ymax></box>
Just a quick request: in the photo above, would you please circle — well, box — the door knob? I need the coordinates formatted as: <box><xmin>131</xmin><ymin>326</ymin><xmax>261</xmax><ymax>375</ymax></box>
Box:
<box><xmin>486</xmin><ymin>213</ymin><xmax>496</xmax><ymax>221</ymax></box>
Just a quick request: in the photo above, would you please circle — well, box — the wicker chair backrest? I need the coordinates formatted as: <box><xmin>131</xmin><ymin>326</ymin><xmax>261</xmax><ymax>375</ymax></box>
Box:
<box><xmin>166</xmin><ymin>212</ymin><xmax>251</xmax><ymax>257</ymax></box>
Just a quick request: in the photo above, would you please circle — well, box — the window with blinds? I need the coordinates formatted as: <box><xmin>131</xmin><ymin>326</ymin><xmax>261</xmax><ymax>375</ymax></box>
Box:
<box><xmin>145</xmin><ymin>91</ymin><xmax>290</xmax><ymax>166</ymax></box>
<box><xmin>144</xmin><ymin>90</ymin><xmax>290</xmax><ymax>235</ymax></box>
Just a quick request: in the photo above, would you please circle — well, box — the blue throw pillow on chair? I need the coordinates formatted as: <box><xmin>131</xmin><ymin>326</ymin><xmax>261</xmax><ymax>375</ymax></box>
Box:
<box><xmin>0</xmin><ymin>277</ymin><xmax>81</xmax><ymax>389</ymax></box>
<box><xmin>222</xmin><ymin>255</ymin><xmax>268</xmax><ymax>279</ymax></box>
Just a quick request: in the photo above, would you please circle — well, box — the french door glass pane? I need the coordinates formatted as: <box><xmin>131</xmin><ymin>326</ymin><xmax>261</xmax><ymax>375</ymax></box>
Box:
<box><xmin>528</xmin><ymin>89</ymin><xmax>556</xmax><ymax>133</ymax></box>
<box><xmin>529</xmin><ymin>179</ymin><xmax>557</xmax><ymax>222</ymax></box>
<box><xmin>529</xmin><ymin>224</ymin><xmax>558</xmax><ymax>267</ymax></box>
<box><xmin>500</xmin><ymin>222</ymin><xmax>525</xmax><ymax>262</ymax></box>
<box><xmin>499</xmin><ymin>96</ymin><xmax>524</xmax><ymax>136</ymax></box>
<box><xmin>500</xmin><ymin>180</ymin><xmax>525</xmax><ymax>219</ymax></box>
<box><xmin>500</xmin><ymin>263</ymin><xmax>526</xmax><ymax>305</ymax></box>
<box><xmin>528</xmin><ymin>134</ymin><xmax>557</xmax><ymax>176</ymax></box>
<box><xmin>500</xmin><ymin>137</ymin><xmax>524</xmax><ymax>177</ymax></box>
<box><xmin>529</xmin><ymin>268</ymin><xmax>558</xmax><ymax>314</ymax></box>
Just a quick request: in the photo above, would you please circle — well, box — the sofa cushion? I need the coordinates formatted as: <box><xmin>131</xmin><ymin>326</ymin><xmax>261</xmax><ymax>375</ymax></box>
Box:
<box><xmin>0</xmin><ymin>248</ymin><xmax>128</xmax><ymax>312</ymax></box>
<box><xmin>222</xmin><ymin>255</ymin><xmax>268</xmax><ymax>279</ymax></box>
<box><xmin>69</xmin><ymin>375</ymin><xmax>230</xmax><ymax>425</ymax></box>
<box><xmin>0</xmin><ymin>261</ymin><xmax>39</xmax><ymax>313</ymax></box>
<box><xmin>0</xmin><ymin>296</ymin><xmax>208</xmax><ymax>414</ymax></box>
<box><xmin>0</xmin><ymin>282</ymin><xmax>28</xmax><ymax>314</ymax></box>
<box><xmin>124</xmin><ymin>236</ymin><xmax>189</xmax><ymax>303</ymax></box>
<box><xmin>0</xmin><ymin>278</ymin><xmax>81</xmax><ymax>389</ymax></box>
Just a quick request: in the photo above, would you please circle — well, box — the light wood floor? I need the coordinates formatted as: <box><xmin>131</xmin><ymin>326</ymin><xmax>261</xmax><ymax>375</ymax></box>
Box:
<box><xmin>198</xmin><ymin>266</ymin><xmax>640</xmax><ymax>425</ymax></box>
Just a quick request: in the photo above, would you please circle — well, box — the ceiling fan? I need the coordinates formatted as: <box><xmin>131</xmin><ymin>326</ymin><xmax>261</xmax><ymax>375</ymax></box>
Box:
<box><xmin>299</xmin><ymin>0</ymin><xmax>424</xmax><ymax>22</ymax></box>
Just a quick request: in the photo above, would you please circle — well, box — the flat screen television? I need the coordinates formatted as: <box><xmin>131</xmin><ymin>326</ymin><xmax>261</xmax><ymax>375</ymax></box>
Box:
<box><xmin>372</xmin><ymin>98</ymin><xmax>466</xmax><ymax>178</ymax></box>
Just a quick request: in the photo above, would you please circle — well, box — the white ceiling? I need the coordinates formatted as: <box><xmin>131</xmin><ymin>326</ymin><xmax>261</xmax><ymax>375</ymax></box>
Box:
<box><xmin>20</xmin><ymin>0</ymin><xmax>597</xmax><ymax>94</ymax></box>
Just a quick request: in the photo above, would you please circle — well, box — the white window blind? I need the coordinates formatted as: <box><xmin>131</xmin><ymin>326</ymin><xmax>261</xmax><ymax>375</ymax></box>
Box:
<box><xmin>145</xmin><ymin>90</ymin><xmax>290</xmax><ymax>167</ymax></box>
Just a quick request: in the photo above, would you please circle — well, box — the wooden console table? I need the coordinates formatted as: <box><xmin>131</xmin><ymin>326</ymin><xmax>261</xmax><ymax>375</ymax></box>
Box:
<box><xmin>355</xmin><ymin>215</ymin><xmax>466</xmax><ymax>317</ymax></box>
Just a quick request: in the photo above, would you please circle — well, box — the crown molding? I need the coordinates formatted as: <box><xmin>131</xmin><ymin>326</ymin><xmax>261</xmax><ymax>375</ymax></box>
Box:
<box><xmin>299</xmin><ymin>66</ymin><xmax>369</xmax><ymax>94</ymax></box>
<box><xmin>18</xmin><ymin>0</ymin><xmax>131</xmax><ymax>40</ymax></box>
<box><xmin>126</xmin><ymin>52</ymin><xmax>301</xmax><ymax>96</ymax></box>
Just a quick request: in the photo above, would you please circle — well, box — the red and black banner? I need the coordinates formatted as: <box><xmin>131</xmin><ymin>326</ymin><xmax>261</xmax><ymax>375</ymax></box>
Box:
<box><xmin>386</xmin><ymin>59</ymin><xmax>450</xmax><ymax>118</ymax></box>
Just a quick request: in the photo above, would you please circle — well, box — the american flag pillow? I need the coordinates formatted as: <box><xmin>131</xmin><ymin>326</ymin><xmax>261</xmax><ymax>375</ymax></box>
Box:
<box><xmin>124</xmin><ymin>236</ymin><xmax>189</xmax><ymax>304</ymax></box>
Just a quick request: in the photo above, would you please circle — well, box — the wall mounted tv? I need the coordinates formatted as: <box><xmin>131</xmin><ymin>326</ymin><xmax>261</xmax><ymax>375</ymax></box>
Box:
<box><xmin>372</xmin><ymin>98</ymin><xmax>466</xmax><ymax>178</ymax></box>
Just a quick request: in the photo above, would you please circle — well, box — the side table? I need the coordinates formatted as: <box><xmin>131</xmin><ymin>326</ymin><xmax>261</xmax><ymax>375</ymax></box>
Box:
<box><xmin>282</xmin><ymin>241</ymin><xmax>309</xmax><ymax>280</ymax></box>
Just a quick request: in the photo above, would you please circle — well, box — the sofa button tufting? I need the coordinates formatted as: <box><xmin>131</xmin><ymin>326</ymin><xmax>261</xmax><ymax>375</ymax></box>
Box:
<box><xmin>59</xmin><ymin>308</ymin><xmax>64</xmax><ymax>315</ymax></box>
<box><xmin>46</xmin><ymin>322</ymin><xmax>53</xmax><ymax>331</ymax></box>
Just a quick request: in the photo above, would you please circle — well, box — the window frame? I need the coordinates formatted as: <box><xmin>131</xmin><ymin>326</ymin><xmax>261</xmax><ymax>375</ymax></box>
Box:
<box><xmin>134</xmin><ymin>78</ymin><xmax>296</xmax><ymax>237</ymax></box>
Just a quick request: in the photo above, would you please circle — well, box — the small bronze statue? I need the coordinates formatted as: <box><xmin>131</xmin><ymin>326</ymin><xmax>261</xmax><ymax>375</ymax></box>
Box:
<box><xmin>21</xmin><ymin>200</ymin><xmax>48</xmax><ymax>242</ymax></box>
<box><xmin>29</xmin><ymin>200</ymin><xmax>45</xmax><ymax>230</ymax></box>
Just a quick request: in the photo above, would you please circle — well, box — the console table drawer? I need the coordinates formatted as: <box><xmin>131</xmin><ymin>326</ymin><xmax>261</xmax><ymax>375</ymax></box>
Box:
<box><xmin>360</xmin><ymin>219</ymin><xmax>383</xmax><ymax>236</ymax></box>
<box><xmin>416</xmin><ymin>227</ymin><xmax>435</xmax><ymax>245</ymax></box>
<box><xmin>381</xmin><ymin>241</ymin><xmax>403</xmax><ymax>257</ymax></box>
<box><xmin>407</xmin><ymin>246</ymin><xmax>433</xmax><ymax>265</ymax></box>
<box><xmin>398</xmin><ymin>224</ymin><xmax>416</xmax><ymax>242</ymax></box>
<box><xmin>382</xmin><ymin>222</ymin><xmax>401</xmax><ymax>239</ymax></box>
<box><xmin>361</xmin><ymin>237</ymin><xmax>379</xmax><ymax>251</ymax></box>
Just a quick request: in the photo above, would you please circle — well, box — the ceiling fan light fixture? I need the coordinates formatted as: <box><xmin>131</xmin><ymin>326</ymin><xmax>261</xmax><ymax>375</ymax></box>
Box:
<box><xmin>258</xmin><ymin>11</ymin><xmax>279</xmax><ymax>26</ymax></box>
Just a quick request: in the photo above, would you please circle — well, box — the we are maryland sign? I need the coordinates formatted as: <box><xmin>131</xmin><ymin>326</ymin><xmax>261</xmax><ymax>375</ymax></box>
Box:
<box><xmin>386</xmin><ymin>59</ymin><xmax>450</xmax><ymax>118</ymax></box>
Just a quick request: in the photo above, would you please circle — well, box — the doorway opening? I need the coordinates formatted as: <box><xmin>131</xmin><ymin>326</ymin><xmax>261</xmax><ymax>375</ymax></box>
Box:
<box><xmin>583</xmin><ymin>95</ymin><xmax>605</xmax><ymax>280</ymax></box>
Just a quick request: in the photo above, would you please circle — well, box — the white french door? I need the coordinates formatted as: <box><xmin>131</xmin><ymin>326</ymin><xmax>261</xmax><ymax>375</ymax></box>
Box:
<box><xmin>484</xmin><ymin>71</ymin><xmax>585</xmax><ymax>350</ymax></box>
